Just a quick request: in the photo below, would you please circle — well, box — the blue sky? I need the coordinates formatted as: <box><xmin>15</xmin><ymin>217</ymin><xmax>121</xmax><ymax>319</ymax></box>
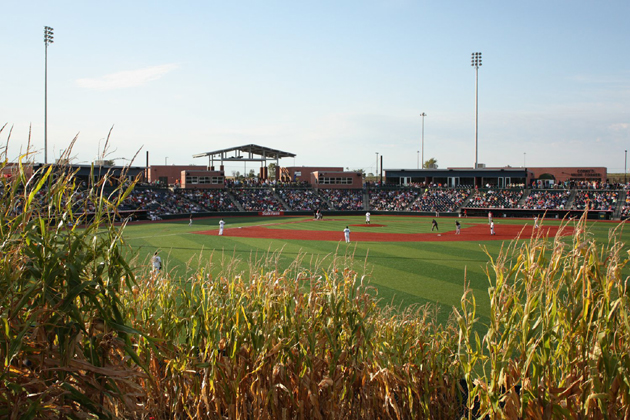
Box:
<box><xmin>1</xmin><ymin>1</ymin><xmax>628</xmax><ymax>176</ymax></box>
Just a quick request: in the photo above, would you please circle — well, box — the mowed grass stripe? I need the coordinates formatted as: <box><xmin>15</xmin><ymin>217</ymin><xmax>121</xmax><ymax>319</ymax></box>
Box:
<box><xmin>358</xmin><ymin>244</ymin><xmax>492</xmax><ymax>315</ymax></box>
<box><xmin>366</xmin><ymin>259</ymin><xmax>492</xmax><ymax>317</ymax></box>
<box><xmin>358</xmin><ymin>242</ymin><xmax>490</xmax><ymax>282</ymax></box>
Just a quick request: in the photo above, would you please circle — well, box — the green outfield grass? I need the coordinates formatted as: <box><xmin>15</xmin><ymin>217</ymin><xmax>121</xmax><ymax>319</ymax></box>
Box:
<box><xmin>122</xmin><ymin>214</ymin><xmax>629</xmax><ymax>326</ymax></box>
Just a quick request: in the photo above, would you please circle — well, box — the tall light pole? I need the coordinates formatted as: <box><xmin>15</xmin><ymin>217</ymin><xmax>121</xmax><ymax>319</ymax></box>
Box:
<box><xmin>625</xmin><ymin>150</ymin><xmax>627</xmax><ymax>184</ymax></box>
<box><xmin>375</xmin><ymin>152</ymin><xmax>379</xmax><ymax>176</ymax></box>
<box><xmin>417</xmin><ymin>151</ymin><xmax>420</xmax><ymax>169</ymax></box>
<box><xmin>420</xmin><ymin>112</ymin><xmax>426</xmax><ymax>168</ymax></box>
<box><xmin>44</xmin><ymin>26</ymin><xmax>54</xmax><ymax>165</ymax></box>
<box><xmin>471</xmin><ymin>52</ymin><xmax>482</xmax><ymax>169</ymax></box>
<box><xmin>524</xmin><ymin>152</ymin><xmax>526</xmax><ymax>168</ymax></box>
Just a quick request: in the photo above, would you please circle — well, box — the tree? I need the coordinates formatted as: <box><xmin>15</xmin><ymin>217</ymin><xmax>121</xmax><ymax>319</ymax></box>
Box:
<box><xmin>92</xmin><ymin>159</ymin><xmax>115</xmax><ymax>166</ymax></box>
<box><xmin>268</xmin><ymin>163</ymin><xmax>277</xmax><ymax>180</ymax></box>
<box><xmin>352</xmin><ymin>168</ymin><xmax>366</xmax><ymax>176</ymax></box>
<box><xmin>423</xmin><ymin>158</ymin><xmax>438</xmax><ymax>169</ymax></box>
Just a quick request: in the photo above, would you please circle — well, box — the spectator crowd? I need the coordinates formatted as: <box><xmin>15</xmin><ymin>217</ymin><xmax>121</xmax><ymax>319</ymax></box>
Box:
<box><xmin>520</xmin><ymin>190</ymin><xmax>570</xmax><ymax>210</ymax></box>
<box><xmin>369</xmin><ymin>189</ymin><xmax>419</xmax><ymax>211</ymax></box>
<box><xmin>467</xmin><ymin>189</ymin><xmax>523</xmax><ymax>209</ymax></box>
<box><xmin>29</xmin><ymin>183</ymin><xmax>630</xmax><ymax>220</ymax></box>
<box><xmin>572</xmin><ymin>191</ymin><xmax>619</xmax><ymax>211</ymax></box>
<box><xmin>408</xmin><ymin>188</ymin><xmax>471</xmax><ymax>213</ymax></box>
<box><xmin>278</xmin><ymin>188</ymin><xmax>326</xmax><ymax>211</ymax></box>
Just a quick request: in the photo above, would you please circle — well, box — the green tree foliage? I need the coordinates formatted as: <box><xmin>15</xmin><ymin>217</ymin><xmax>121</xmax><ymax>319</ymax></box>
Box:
<box><xmin>423</xmin><ymin>157</ymin><xmax>438</xmax><ymax>169</ymax></box>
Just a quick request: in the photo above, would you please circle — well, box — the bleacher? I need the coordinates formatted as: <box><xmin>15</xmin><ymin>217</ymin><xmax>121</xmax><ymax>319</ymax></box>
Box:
<box><xmin>231</xmin><ymin>187</ymin><xmax>284</xmax><ymax>211</ymax></box>
<box><xmin>102</xmin><ymin>184</ymin><xmax>627</xmax><ymax>221</ymax></box>
<box><xmin>466</xmin><ymin>189</ymin><xmax>523</xmax><ymax>209</ymax></box>
<box><xmin>318</xmin><ymin>189</ymin><xmax>363</xmax><ymax>211</ymax></box>
<box><xmin>407</xmin><ymin>188</ymin><xmax>470</xmax><ymax>213</ymax></box>
<box><xmin>520</xmin><ymin>190</ymin><xmax>571</xmax><ymax>210</ymax></box>
<box><xmin>277</xmin><ymin>188</ymin><xmax>327</xmax><ymax>211</ymax></box>
<box><xmin>572</xmin><ymin>190</ymin><xmax>619</xmax><ymax>211</ymax></box>
<box><xmin>369</xmin><ymin>189</ymin><xmax>419</xmax><ymax>211</ymax></box>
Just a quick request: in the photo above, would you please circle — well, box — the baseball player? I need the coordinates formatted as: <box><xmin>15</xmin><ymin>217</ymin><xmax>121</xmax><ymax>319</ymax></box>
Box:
<box><xmin>343</xmin><ymin>226</ymin><xmax>351</xmax><ymax>243</ymax></box>
<box><xmin>219</xmin><ymin>219</ymin><xmax>225</xmax><ymax>235</ymax></box>
<box><xmin>365</xmin><ymin>212</ymin><xmax>371</xmax><ymax>225</ymax></box>
<box><xmin>151</xmin><ymin>251</ymin><xmax>162</xmax><ymax>273</ymax></box>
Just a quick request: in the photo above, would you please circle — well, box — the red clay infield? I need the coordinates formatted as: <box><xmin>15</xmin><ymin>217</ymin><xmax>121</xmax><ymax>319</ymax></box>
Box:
<box><xmin>194</xmin><ymin>221</ymin><xmax>573</xmax><ymax>242</ymax></box>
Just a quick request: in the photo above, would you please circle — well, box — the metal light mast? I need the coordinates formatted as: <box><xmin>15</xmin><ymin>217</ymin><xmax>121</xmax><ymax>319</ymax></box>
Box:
<box><xmin>44</xmin><ymin>26</ymin><xmax>54</xmax><ymax>165</ymax></box>
<box><xmin>471</xmin><ymin>52</ymin><xmax>482</xmax><ymax>169</ymax></box>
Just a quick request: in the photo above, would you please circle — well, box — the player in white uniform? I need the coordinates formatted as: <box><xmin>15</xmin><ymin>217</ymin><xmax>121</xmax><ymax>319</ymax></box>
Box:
<box><xmin>365</xmin><ymin>212</ymin><xmax>371</xmax><ymax>225</ymax></box>
<box><xmin>151</xmin><ymin>251</ymin><xmax>162</xmax><ymax>273</ymax></box>
<box><xmin>343</xmin><ymin>226</ymin><xmax>351</xmax><ymax>243</ymax></box>
<box><xmin>490</xmin><ymin>221</ymin><xmax>495</xmax><ymax>235</ymax></box>
<box><xmin>219</xmin><ymin>219</ymin><xmax>225</xmax><ymax>235</ymax></box>
<box><xmin>534</xmin><ymin>215</ymin><xmax>539</xmax><ymax>229</ymax></box>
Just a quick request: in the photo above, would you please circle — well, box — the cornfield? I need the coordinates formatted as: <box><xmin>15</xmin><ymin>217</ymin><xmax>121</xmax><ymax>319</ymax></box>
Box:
<box><xmin>1</xmin><ymin>159</ymin><xmax>629</xmax><ymax>419</ymax></box>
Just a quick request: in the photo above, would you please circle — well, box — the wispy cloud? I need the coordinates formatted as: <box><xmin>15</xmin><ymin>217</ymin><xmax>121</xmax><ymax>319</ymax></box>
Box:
<box><xmin>609</xmin><ymin>123</ymin><xmax>629</xmax><ymax>132</ymax></box>
<box><xmin>76</xmin><ymin>64</ymin><xmax>179</xmax><ymax>90</ymax></box>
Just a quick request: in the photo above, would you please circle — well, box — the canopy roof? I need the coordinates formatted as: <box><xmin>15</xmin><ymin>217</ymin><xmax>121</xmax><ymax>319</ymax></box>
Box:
<box><xmin>193</xmin><ymin>144</ymin><xmax>295</xmax><ymax>162</ymax></box>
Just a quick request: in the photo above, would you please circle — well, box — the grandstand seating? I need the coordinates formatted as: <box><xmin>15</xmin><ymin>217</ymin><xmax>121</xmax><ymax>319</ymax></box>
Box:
<box><xmin>369</xmin><ymin>189</ymin><xmax>419</xmax><ymax>211</ymax></box>
<box><xmin>87</xmin><ymin>184</ymin><xmax>628</xmax><ymax>220</ymax></box>
<box><xmin>231</xmin><ymin>188</ymin><xmax>283</xmax><ymax>211</ymax></box>
<box><xmin>572</xmin><ymin>190</ymin><xmax>618</xmax><ymax>211</ymax></box>
<box><xmin>407</xmin><ymin>188</ymin><xmax>470</xmax><ymax>212</ymax></box>
<box><xmin>520</xmin><ymin>190</ymin><xmax>570</xmax><ymax>210</ymax></box>
<box><xmin>318</xmin><ymin>189</ymin><xmax>363</xmax><ymax>210</ymax></box>
<box><xmin>466</xmin><ymin>189</ymin><xmax>523</xmax><ymax>209</ymax></box>
<box><xmin>277</xmin><ymin>188</ymin><xmax>327</xmax><ymax>211</ymax></box>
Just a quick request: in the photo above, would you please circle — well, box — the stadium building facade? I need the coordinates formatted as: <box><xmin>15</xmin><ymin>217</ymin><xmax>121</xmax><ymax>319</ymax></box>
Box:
<box><xmin>384</xmin><ymin>166</ymin><xmax>607</xmax><ymax>188</ymax></box>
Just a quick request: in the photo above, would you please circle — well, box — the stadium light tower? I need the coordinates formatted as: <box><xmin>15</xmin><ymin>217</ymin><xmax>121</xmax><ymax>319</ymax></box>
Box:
<box><xmin>44</xmin><ymin>26</ymin><xmax>54</xmax><ymax>165</ymax></box>
<box><xmin>471</xmin><ymin>52</ymin><xmax>482</xmax><ymax>169</ymax></box>
<box><xmin>420</xmin><ymin>112</ymin><xmax>426</xmax><ymax>168</ymax></box>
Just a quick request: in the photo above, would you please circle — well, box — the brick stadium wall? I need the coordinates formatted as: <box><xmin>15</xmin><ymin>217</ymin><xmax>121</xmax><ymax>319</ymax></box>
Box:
<box><xmin>149</xmin><ymin>165</ymin><xmax>210</xmax><ymax>185</ymax></box>
<box><xmin>528</xmin><ymin>167</ymin><xmax>607</xmax><ymax>183</ymax></box>
<box><xmin>311</xmin><ymin>171</ymin><xmax>363</xmax><ymax>189</ymax></box>
<box><xmin>281</xmin><ymin>166</ymin><xmax>344</xmax><ymax>183</ymax></box>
